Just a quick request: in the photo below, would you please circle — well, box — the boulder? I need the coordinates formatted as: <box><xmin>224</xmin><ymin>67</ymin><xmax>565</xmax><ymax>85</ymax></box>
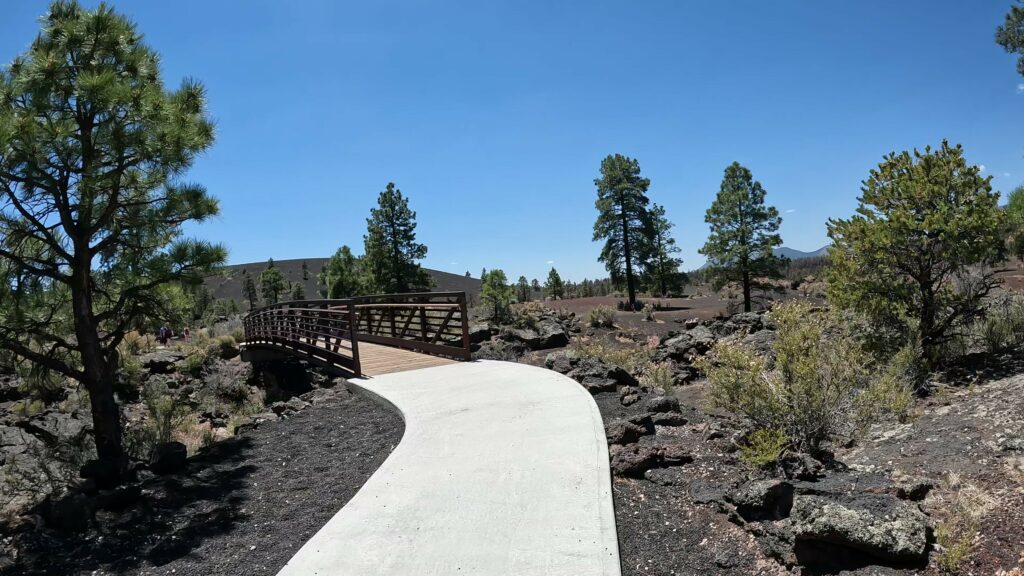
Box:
<box><xmin>567</xmin><ymin>359</ymin><xmax>638</xmax><ymax>388</ymax></box>
<box><xmin>731</xmin><ymin>312</ymin><xmax>764</xmax><ymax>331</ymax></box>
<box><xmin>544</xmin><ymin>350</ymin><xmax>580</xmax><ymax>374</ymax></box>
<box><xmin>16</xmin><ymin>409</ymin><xmax>91</xmax><ymax>445</ymax></box>
<box><xmin>605</xmin><ymin>419</ymin><xmax>649</xmax><ymax>446</ymax></box>
<box><xmin>468</xmin><ymin>323</ymin><xmax>493</xmax><ymax>344</ymax></box>
<box><xmin>791</xmin><ymin>494</ymin><xmax>930</xmax><ymax>562</ymax></box>
<box><xmin>579</xmin><ymin>376</ymin><xmax>618</xmax><ymax>394</ymax></box>
<box><xmin>609</xmin><ymin>444</ymin><xmax>662</xmax><ymax>477</ymax></box>
<box><xmin>778</xmin><ymin>451</ymin><xmax>824</xmax><ymax>481</ymax></box>
<box><xmin>742</xmin><ymin>329</ymin><xmax>776</xmax><ymax>359</ymax></box>
<box><xmin>895</xmin><ymin>478</ymin><xmax>934</xmax><ymax>502</ymax></box>
<box><xmin>656</xmin><ymin>326</ymin><xmax>716</xmax><ymax>362</ymax></box>
<box><xmin>472</xmin><ymin>340</ymin><xmax>528</xmax><ymax>361</ymax></box>
<box><xmin>140</xmin><ymin>350</ymin><xmax>186</xmax><ymax>374</ymax></box>
<box><xmin>500</xmin><ymin>318</ymin><xmax>569</xmax><ymax>350</ymax></box>
<box><xmin>650</xmin><ymin>412</ymin><xmax>688</xmax><ymax>426</ymax></box>
<box><xmin>657</xmin><ymin>441</ymin><xmax>693</xmax><ymax>466</ymax></box>
<box><xmin>149</xmin><ymin>441</ymin><xmax>188</xmax><ymax>475</ymax></box>
<box><xmin>0</xmin><ymin>374</ymin><xmax>24</xmax><ymax>403</ymax></box>
<box><xmin>728</xmin><ymin>479</ymin><xmax>795</xmax><ymax>521</ymax></box>
<box><xmin>643</xmin><ymin>395</ymin><xmax>681</xmax><ymax>414</ymax></box>
<box><xmin>43</xmin><ymin>491</ymin><xmax>93</xmax><ymax>533</ymax></box>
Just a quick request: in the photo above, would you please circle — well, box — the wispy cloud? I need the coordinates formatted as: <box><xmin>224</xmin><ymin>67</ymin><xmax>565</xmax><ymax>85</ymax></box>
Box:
<box><xmin>1004</xmin><ymin>172</ymin><xmax>1012</xmax><ymax>178</ymax></box>
<box><xmin>785</xmin><ymin>209</ymin><xmax>797</xmax><ymax>214</ymax></box>
<box><xmin>450</xmin><ymin>261</ymin><xmax>458</xmax><ymax>266</ymax></box>
<box><xmin>978</xmin><ymin>164</ymin><xmax>987</xmax><ymax>173</ymax></box>
<box><xmin>546</xmin><ymin>260</ymin><xmax>555</xmax><ymax>265</ymax></box>
<box><xmin>1018</xmin><ymin>83</ymin><xmax>1024</xmax><ymax>94</ymax></box>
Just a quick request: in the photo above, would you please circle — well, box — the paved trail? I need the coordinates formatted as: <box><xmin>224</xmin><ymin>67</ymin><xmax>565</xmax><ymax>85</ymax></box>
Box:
<box><xmin>277</xmin><ymin>360</ymin><xmax>621</xmax><ymax>576</ymax></box>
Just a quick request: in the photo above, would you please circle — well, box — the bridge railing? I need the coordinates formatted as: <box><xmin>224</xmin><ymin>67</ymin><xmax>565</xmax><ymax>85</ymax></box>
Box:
<box><xmin>242</xmin><ymin>291</ymin><xmax>471</xmax><ymax>376</ymax></box>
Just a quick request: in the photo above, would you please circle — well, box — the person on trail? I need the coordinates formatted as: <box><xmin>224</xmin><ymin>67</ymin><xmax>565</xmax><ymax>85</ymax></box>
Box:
<box><xmin>183</xmin><ymin>326</ymin><xmax>191</xmax><ymax>344</ymax></box>
<box><xmin>158</xmin><ymin>325</ymin><xmax>169</xmax><ymax>346</ymax></box>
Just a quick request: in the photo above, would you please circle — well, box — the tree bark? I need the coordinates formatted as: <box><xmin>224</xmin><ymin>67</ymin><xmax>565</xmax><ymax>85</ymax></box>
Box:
<box><xmin>71</xmin><ymin>261</ymin><xmax>126</xmax><ymax>485</ymax></box>
<box><xmin>742</xmin><ymin>270</ymin><xmax>752</xmax><ymax>313</ymax></box>
<box><xmin>622</xmin><ymin>210</ymin><xmax>637</xmax><ymax>310</ymax></box>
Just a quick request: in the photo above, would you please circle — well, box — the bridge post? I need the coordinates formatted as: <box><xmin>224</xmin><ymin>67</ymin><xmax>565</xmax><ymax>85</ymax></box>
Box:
<box><xmin>459</xmin><ymin>292</ymin><xmax>471</xmax><ymax>360</ymax></box>
<box><xmin>348</xmin><ymin>301</ymin><xmax>362</xmax><ymax>377</ymax></box>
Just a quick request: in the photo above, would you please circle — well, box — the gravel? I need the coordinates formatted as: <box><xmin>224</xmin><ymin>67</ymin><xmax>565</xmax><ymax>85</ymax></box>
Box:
<box><xmin>10</xmin><ymin>387</ymin><xmax>403</xmax><ymax>576</ymax></box>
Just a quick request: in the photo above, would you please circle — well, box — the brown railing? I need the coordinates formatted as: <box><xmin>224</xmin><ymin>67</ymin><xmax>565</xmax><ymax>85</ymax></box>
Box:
<box><xmin>242</xmin><ymin>292</ymin><xmax>471</xmax><ymax>376</ymax></box>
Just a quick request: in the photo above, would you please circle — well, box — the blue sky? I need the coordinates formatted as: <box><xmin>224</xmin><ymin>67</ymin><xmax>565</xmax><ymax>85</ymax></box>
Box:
<box><xmin>2</xmin><ymin>1</ymin><xmax>1022</xmax><ymax>282</ymax></box>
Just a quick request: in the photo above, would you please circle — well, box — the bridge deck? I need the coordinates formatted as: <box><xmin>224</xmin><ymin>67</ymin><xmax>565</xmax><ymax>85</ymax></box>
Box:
<box><xmin>359</xmin><ymin>342</ymin><xmax>457</xmax><ymax>376</ymax></box>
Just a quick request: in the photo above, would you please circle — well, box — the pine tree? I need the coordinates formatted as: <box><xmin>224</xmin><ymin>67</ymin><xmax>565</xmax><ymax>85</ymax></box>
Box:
<box><xmin>545</xmin><ymin>267</ymin><xmax>565</xmax><ymax>299</ymax></box>
<box><xmin>363</xmin><ymin>183</ymin><xmax>431</xmax><ymax>293</ymax></box>
<box><xmin>997</xmin><ymin>2</ymin><xmax>1024</xmax><ymax>76</ymax></box>
<box><xmin>593</xmin><ymin>154</ymin><xmax>654</xmax><ymax>310</ymax></box>
<box><xmin>319</xmin><ymin>245</ymin><xmax>363</xmax><ymax>298</ymax></box>
<box><xmin>531</xmin><ymin>278</ymin><xmax>541</xmax><ymax>296</ymax></box>
<box><xmin>647</xmin><ymin>204</ymin><xmax>685</xmax><ymax>296</ymax></box>
<box><xmin>480</xmin><ymin>269</ymin><xmax>514</xmax><ymax>322</ymax></box>
<box><xmin>260</xmin><ymin>266</ymin><xmax>286</xmax><ymax>304</ymax></box>
<box><xmin>700</xmin><ymin>162</ymin><xmax>784</xmax><ymax>312</ymax></box>
<box><xmin>301</xmin><ymin>261</ymin><xmax>309</xmax><ymax>281</ymax></box>
<box><xmin>243</xmin><ymin>271</ymin><xmax>260</xmax><ymax>310</ymax></box>
<box><xmin>0</xmin><ymin>1</ymin><xmax>225</xmax><ymax>484</ymax></box>
<box><xmin>827</xmin><ymin>142</ymin><xmax>1005</xmax><ymax>367</ymax></box>
<box><xmin>515</xmin><ymin>276</ymin><xmax>531</xmax><ymax>302</ymax></box>
<box><xmin>290</xmin><ymin>281</ymin><xmax>306</xmax><ymax>301</ymax></box>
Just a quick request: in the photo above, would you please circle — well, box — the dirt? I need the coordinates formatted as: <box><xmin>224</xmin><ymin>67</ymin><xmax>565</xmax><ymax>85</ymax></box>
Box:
<box><xmin>7</xmin><ymin>386</ymin><xmax>403</xmax><ymax>576</ymax></box>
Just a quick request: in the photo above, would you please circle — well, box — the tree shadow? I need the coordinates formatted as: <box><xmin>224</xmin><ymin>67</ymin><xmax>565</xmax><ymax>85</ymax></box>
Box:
<box><xmin>13</xmin><ymin>436</ymin><xmax>258</xmax><ymax>575</ymax></box>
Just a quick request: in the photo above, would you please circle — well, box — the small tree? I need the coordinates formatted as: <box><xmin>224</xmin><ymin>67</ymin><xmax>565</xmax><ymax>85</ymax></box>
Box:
<box><xmin>480</xmin><ymin>269</ymin><xmax>513</xmax><ymax>323</ymax></box>
<box><xmin>593</xmin><ymin>154</ymin><xmax>654</xmax><ymax>310</ymax></box>
<box><xmin>531</xmin><ymin>278</ymin><xmax>541</xmax><ymax>297</ymax></box>
<box><xmin>515</xmin><ymin>276</ymin><xmax>531</xmax><ymax>302</ymax></box>
<box><xmin>260</xmin><ymin>266</ymin><xmax>286</xmax><ymax>305</ymax></box>
<box><xmin>545</xmin><ymin>267</ymin><xmax>565</xmax><ymax>299</ymax></box>
<box><xmin>290</xmin><ymin>282</ymin><xmax>305</xmax><ymax>301</ymax></box>
<box><xmin>301</xmin><ymin>261</ymin><xmax>309</xmax><ymax>281</ymax></box>
<box><xmin>1005</xmin><ymin>185</ymin><xmax>1024</xmax><ymax>261</ymax></box>
<box><xmin>242</xmin><ymin>271</ymin><xmax>260</xmax><ymax>310</ymax></box>
<box><xmin>826</xmin><ymin>142</ymin><xmax>1005</xmax><ymax>366</ymax></box>
<box><xmin>364</xmin><ymin>182</ymin><xmax>430</xmax><ymax>293</ymax></box>
<box><xmin>700</xmin><ymin>162</ymin><xmax>784</xmax><ymax>312</ymax></box>
<box><xmin>0</xmin><ymin>1</ymin><xmax>225</xmax><ymax>483</ymax></box>
<box><xmin>647</xmin><ymin>204</ymin><xmax>685</xmax><ymax>296</ymax></box>
<box><xmin>319</xmin><ymin>245</ymin><xmax>363</xmax><ymax>298</ymax></box>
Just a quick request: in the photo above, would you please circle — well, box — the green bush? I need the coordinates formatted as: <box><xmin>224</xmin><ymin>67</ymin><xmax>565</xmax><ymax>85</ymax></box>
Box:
<box><xmin>587</xmin><ymin>305</ymin><xmax>616</xmax><ymax>328</ymax></box>
<box><xmin>738</xmin><ymin>428</ymin><xmax>789</xmax><ymax>468</ymax></box>
<box><xmin>697</xmin><ymin>301</ymin><xmax>913</xmax><ymax>452</ymax></box>
<box><xmin>641</xmin><ymin>303</ymin><xmax>656</xmax><ymax>322</ymax></box>
<box><xmin>208</xmin><ymin>335</ymin><xmax>240</xmax><ymax>360</ymax></box>
<box><xmin>179</xmin><ymin>347</ymin><xmax>209</xmax><ymax>377</ymax></box>
<box><xmin>639</xmin><ymin>362</ymin><xmax>673</xmax><ymax>390</ymax></box>
<box><xmin>143</xmin><ymin>380</ymin><xmax>189</xmax><ymax>445</ymax></box>
<box><xmin>970</xmin><ymin>293</ymin><xmax>1024</xmax><ymax>354</ymax></box>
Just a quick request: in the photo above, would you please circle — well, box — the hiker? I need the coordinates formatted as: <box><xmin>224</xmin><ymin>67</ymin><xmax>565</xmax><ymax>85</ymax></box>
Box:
<box><xmin>183</xmin><ymin>326</ymin><xmax>191</xmax><ymax>344</ymax></box>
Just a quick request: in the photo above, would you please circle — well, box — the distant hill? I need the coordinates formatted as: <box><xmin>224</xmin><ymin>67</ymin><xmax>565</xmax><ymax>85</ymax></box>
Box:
<box><xmin>773</xmin><ymin>246</ymin><xmax>829</xmax><ymax>260</ymax></box>
<box><xmin>697</xmin><ymin>246</ymin><xmax>829</xmax><ymax>270</ymax></box>
<box><xmin>205</xmin><ymin>258</ymin><xmax>482</xmax><ymax>307</ymax></box>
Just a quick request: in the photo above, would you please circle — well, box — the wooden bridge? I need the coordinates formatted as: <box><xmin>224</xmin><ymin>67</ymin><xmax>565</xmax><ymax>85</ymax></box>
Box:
<box><xmin>241</xmin><ymin>292</ymin><xmax>472</xmax><ymax>377</ymax></box>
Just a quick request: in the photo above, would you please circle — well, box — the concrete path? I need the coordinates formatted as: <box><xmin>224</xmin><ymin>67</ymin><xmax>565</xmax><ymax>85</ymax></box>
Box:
<box><xmin>276</xmin><ymin>360</ymin><xmax>621</xmax><ymax>576</ymax></box>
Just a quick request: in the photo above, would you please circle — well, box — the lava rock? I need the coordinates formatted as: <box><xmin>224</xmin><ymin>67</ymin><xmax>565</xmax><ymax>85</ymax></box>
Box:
<box><xmin>610</xmin><ymin>444</ymin><xmax>662</xmax><ymax>477</ymax></box>
<box><xmin>728</xmin><ymin>479</ymin><xmax>795</xmax><ymax>522</ymax></box>
<box><xmin>149</xmin><ymin>441</ymin><xmax>188</xmax><ymax>475</ymax></box>
<box><xmin>644</xmin><ymin>466</ymin><xmax>688</xmax><ymax>486</ymax></box>
<box><xmin>605</xmin><ymin>419</ymin><xmax>648</xmax><ymax>445</ymax></box>
<box><xmin>140</xmin><ymin>350</ymin><xmax>186</xmax><ymax>374</ymax></box>
<box><xmin>468</xmin><ymin>323</ymin><xmax>493</xmax><ymax>344</ymax></box>
<box><xmin>643</xmin><ymin>395</ymin><xmax>681</xmax><ymax>414</ymax></box>
<box><xmin>544</xmin><ymin>350</ymin><xmax>580</xmax><ymax>374</ymax></box>
<box><xmin>791</xmin><ymin>493</ymin><xmax>930</xmax><ymax>563</ymax></box>
<box><xmin>43</xmin><ymin>491</ymin><xmax>93</xmax><ymax>533</ymax></box>
<box><xmin>778</xmin><ymin>451</ymin><xmax>824</xmax><ymax>480</ymax></box>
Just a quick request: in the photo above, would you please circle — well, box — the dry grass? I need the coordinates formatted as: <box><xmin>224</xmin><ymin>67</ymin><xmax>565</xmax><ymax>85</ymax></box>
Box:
<box><xmin>933</xmin><ymin>473</ymin><xmax>996</xmax><ymax>574</ymax></box>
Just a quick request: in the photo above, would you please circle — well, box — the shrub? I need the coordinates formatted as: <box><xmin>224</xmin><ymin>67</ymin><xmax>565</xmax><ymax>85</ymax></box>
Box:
<box><xmin>639</xmin><ymin>362</ymin><xmax>673</xmax><ymax>390</ymax></box>
<box><xmin>641</xmin><ymin>303</ymin><xmax>656</xmax><ymax>322</ymax></box>
<box><xmin>970</xmin><ymin>293</ymin><xmax>1024</xmax><ymax>354</ymax></box>
<box><xmin>697</xmin><ymin>301</ymin><xmax>913</xmax><ymax>452</ymax></box>
<box><xmin>208</xmin><ymin>335</ymin><xmax>240</xmax><ymax>360</ymax></box>
<box><xmin>570</xmin><ymin>338</ymin><xmax>652</xmax><ymax>374</ymax></box>
<box><xmin>143</xmin><ymin>380</ymin><xmax>189</xmax><ymax>445</ymax></box>
<box><xmin>180</xmin><ymin>347</ymin><xmax>209</xmax><ymax>377</ymax></box>
<box><xmin>738</xmin><ymin>428</ymin><xmax>789</xmax><ymax>468</ymax></box>
<box><xmin>587</xmin><ymin>305</ymin><xmax>616</xmax><ymax>328</ymax></box>
<box><xmin>121</xmin><ymin>330</ymin><xmax>156</xmax><ymax>356</ymax></box>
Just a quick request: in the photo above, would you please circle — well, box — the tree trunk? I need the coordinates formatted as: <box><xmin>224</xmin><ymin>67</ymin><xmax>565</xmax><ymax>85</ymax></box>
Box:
<box><xmin>742</xmin><ymin>270</ymin><xmax>752</xmax><ymax>313</ymax></box>
<box><xmin>622</xmin><ymin>211</ymin><xmax>637</xmax><ymax>310</ymax></box>
<box><xmin>71</xmin><ymin>266</ymin><xmax>126</xmax><ymax>486</ymax></box>
<box><xmin>919</xmin><ymin>282</ymin><xmax>937</xmax><ymax>368</ymax></box>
